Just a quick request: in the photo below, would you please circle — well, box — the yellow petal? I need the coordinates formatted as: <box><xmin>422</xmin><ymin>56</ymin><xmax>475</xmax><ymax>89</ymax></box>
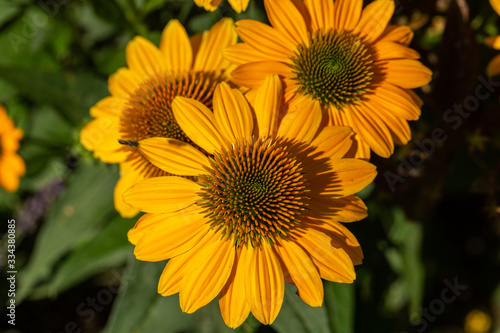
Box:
<box><xmin>304</xmin><ymin>0</ymin><xmax>334</xmax><ymax>31</ymax></box>
<box><xmin>123</xmin><ymin>176</ymin><xmax>200</xmax><ymax>213</ymax></box>
<box><xmin>346</xmin><ymin>103</ymin><xmax>394</xmax><ymax>157</ymax></box>
<box><xmin>382</xmin><ymin>59</ymin><xmax>433</xmax><ymax>89</ymax></box>
<box><xmin>275</xmin><ymin>240</ymin><xmax>324</xmax><ymax>307</ymax></box>
<box><xmin>172</xmin><ymin>97</ymin><xmax>226</xmax><ymax>154</ymax></box>
<box><xmin>108</xmin><ymin>68</ymin><xmax>142</xmax><ymax>98</ymax></box>
<box><xmin>158</xmin><ymin>230</ymin><xmax>218</xmax><ymax>296</ymax></box>
<box><xmin>369</xmin><ymin>84</ymin><xmax>422</xmax><ymax>120</ymax></box>
<box><xmin>79</xmin><ymin>116</ymin><xmax>127</xmax><ymax>163</ymax></box>
<box><xmin>377</xmin><ymin>25</ymin><xmax>414</xmax><ymax>46</ymax></box>
<box><xmin>485</xmin><ymin>35</ymin><xmax>500</xmax><ymax>50</ymax></box>
<box><xmin>194</xmin><ymin>18</ymin><xmax>237</xmax><ymax>73</ymax></box>
<box><xmin>304</xmin><ymin>218</ymin><xmax>364</xmax><ymax>265</ymax></box>
<box><xmin>374</xmin><ymin>41</ymin><xmax>420</xmax><ymax>60</ymax></box>
<box><xmin>126</xmin><ymin>36</ymin><xmax>165</xmax><ymax>78</ymax></box>
<box><xmin>213</xmin><ymin>82</ymin><xmax>254</xmax><ymax>143</ymax></box>
<box><xmin>254</xmin><ymin>75</ymin><xmax>282</xmax><ymax>139</ymax></box>
<box><xmin>223</xmin><ymin>43</ymin><xmax>271</xmax><ymax>66</ymax></box>
<box><xmin>230</xmin><ymin>61</ymin><xmax>292</xmax><ymax>89</ymax></box>
<box><xmin>310</xmin><ymin>126</ymin><xmax>354</xmax><ymax>160</ymax></box>
<box><xmin>90</xmin><ymin>96</ymin><xmax>124</xmax><ymax>118</ymax></box>
<box><xmin>228</xmin><ymin>0</ymin><xmax>249</xmax><ymax>13</ymax></box>
<box><xmin>487</xmin><ymin>54</ymin><xmax>500</xmax><ymax>76</ymax></box>
<box><xmin>180</xmin><ymin>234</ymin><xmax>235</xmax><ymax>313</ymax></box>
<box><xmin>134</xmin><ymin>210</ymin><xmax>209</xmax><ymax>261</ymax></box>
<box><xmin>265</xmin><ymin>0</ymin><xmax>309</xmax><ymax>46</ymax></box>
<box><xmin>219</xmin><ymin>250</ymin><xmax>251</xmax><ymax>328</ymax></box>
<box><xmin>491</xmin><ymin>0</ymin><xmax>500</xmax><ymax>16</ymax></box>
<box><xmin>138</xmin><ymin>137</ymin><xmax>209</xmax><ymax>176</ymax></box>
<box><xmin>160</xmin><ymin>20</ymin><xmax>192</xmax><ymax>74</ymax></box>
<box><xmin>235</xmin><ymin>20</ymin><xmax>294</xmax><ymax>62</ymax></box>
<box><xmin>334</xmin><ymin>0</ymin><xmax>362</xmax><ymax>31</ymax></box>
<box><xmin>322</xmin><ymin>158</ymin><xmax>377</xmax><ymax>197</ymax></box>
<box><xmin>277</xmin><ymin>99</ymin><xmax>322</xmax><ymax>144</ymax></box>
<box><xmin>241</xmin><ymin>243</ymin><xmax>284</xmax><ymax>325</ymax></box>
<box><xmin>113</xmin><ymin>165</ymin><xmax>142</xmax><ymax>218</ymax></box>
<box><xmin>354</xmin><ymin>0</ymin><xmax>395</xmax><ymax>42</ymax></box>
<box><xmin>307</xmin><ymin>195</ymin><xmax>368</xmax><ymax>222</ymax></box>
<box><xmin>297</xmin><ymin>228</ymin><xmax>356</xmax><ymax>282</ymax></box>
<box><xmin>194</xmin><ymin>0</ymin><xmax>222</xmax><ymax>11</ymax></box>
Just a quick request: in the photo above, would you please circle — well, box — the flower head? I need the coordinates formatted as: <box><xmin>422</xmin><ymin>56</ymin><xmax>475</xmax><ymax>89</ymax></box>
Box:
<box><xmin>225</xmin><ymin>0</ymin><xmax>433</xmax><ymax>159</ymax></box>
<box><xmin>0</xmin><ymin>106</ymin><xmax>25</xmax><ymax>192</ymax></box>
<box><xmin>80</xmin><ymin>18</ymin><xmax>237</xmax><ymax>217</ymax></box>
<box><xmin>195</xmin><ymin>0</ymin><xmax>249</xmax><ymax>13</ymax></box>
<box><xmin>485</xmin><ymin>0</ymin><xmax>500</xmax><ymax>75</ymax></box>
<box><xmin>123</xmin><ymin>75</ymin><xmax>376</xmax><ymax>327</ymax></box>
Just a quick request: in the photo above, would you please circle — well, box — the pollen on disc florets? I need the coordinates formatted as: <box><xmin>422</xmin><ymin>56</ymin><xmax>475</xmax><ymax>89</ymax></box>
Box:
<box><xmin>291</xmin><ymin>29</ymin><xmax>374</xmax><ymax>108</ymax></box>
<box><xmin>198</xmin><ymin>137</ymin><xmax>309</xmax><ymax>248</ymax></box>
<box><xmin>118</xmin><ymin>71</ymin><xmax>220</xmax><ymax>177</ymax></box>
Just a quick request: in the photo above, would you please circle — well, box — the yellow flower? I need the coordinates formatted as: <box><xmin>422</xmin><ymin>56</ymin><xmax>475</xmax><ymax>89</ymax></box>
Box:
<box><xmin>485</xmin><ymin>0</ymin><xmax>500</xmax><ymax>75</ymax></box>
<box><xmin>123</xmin><ymin>75</ymin><xmax>376</xmax><ymax>328</ymax></box>
<box><xmin>0</xmin><ymin>106</ymin><xmax>25</xmax><ymax>192</ymax></box>
<box><xmin>195</xmin><ymin>0</ymin><xmax>249</xmax><ymax>13</ymax></box>
<box><xmin>80</xmin><ymin>18</ymin><xmax>237</xmax><ymax>217</ymax></box>
<box><xmin>225</xmin><ymin>0</ymin><xmax>432</xmax><ymax>159</ymax></box>
<box><xmin>464</xmin><ymin>309</ymin><xmax>492</xmax><ymax>333</ymax></box>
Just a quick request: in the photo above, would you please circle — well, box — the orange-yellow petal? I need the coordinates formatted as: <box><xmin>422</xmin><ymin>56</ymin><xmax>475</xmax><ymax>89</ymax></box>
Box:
<box><xmin>354</xmin><ymin>0</ymin><xmax>395</xmax><ymax>42</ymax></box>
<box><xmin>108</xmin><ymin>68</ymin><xmax>142</xmax><ymax>98</ymax></box>
<box><xmin>310</xmin><ymin>126</ymin><xmax>354</xmax><ymax>160</ymax></box>
<box><xmin>123</xmin><ymin>176</ymin><xmax>200</xmax><ymax>213</ymax></box>
<box><xmin>485</xmin><ymin>35</ymin><xmax>500</xmax><ymax>50</ymax></box>
<box><xmin>172</xmin><ymin>97</ymin><xmax>226</xmax><ymax>154</ymax></box>
<box><xmin>275</xmin><ymin>240</ymin><xmax>323</xmax><ymax>307</ymax></box>
<box><xmin>241</xmin><ymin>242</ymin><xmax>284</xmax><ymax>325</ymax></box>
<box><xmin>134</xmin><ymin>210</ymin><xmax>209</xmax><ymax>261</ymax></box>
<box><xmin>487</xmin><ymin>54</ymin><xmax>500</xmax><ymax>76</ymax></box>
<box><xmin>235</xmin><ymin>20</ymin><xmax>294</xmax><ymax>62</ymax></box>
<box><xmin>228</xmin><ymin>0</ymin><xmax>249</xmax><ymax>13</ymax></box>
<box><xmin>277</xmin><ymin>99</ymin><xmax>322</xmax><ymax>144</ymax></box>
<box><xmin>334</xmin><ymin>0</ymin><xmax>362</xmax><ymax>31</ymax></box>
<box><xmin>138</xmin><ymin>137</ymin><xmax>209</xmax><ymax>176</ymax></box>
<box><xmin>180</xmin><ymin>234</ymin><xmax>235</xmax><ymax>313</ymax></box>
<box><xmin>491</xmin><ymin>0</ymin><xmax>500</xmax><ymax>16</ymax></box>
<box><xmin>158</xmin><ymin>230</ymin><xmax>218</xmax><ymax>296</ymax></box>
<box><xmin>213</xmin><ymin>82</ymin><xmax>253</xmax><ymax>143</ymax></box>
<box><xmin>231</xmin><ymin>61</ymin><xmax>292</xmax><ymax>89</ymax></box>
<box><xmin>160</xmin><ymin>20</ymin><xmax>193</xmax><ymax>74</ymax></box>
<box><xmin>377</xmin><ymin>25</ymin><xmax>414</xmax><ymax>46</ymax></box>
<box><xmin>265</xmin><ymin>0</ymin><xmax>309</xmax><ymax>46</ymax></box>
<box><xmin>307</xmin><ymin>195</ymin><xmax>368</xmax><ymax>222</ymax></box>
<box><xmin>113</xmin><ymin>165</ymin><xmax>143</xmax><ymax>218</ymax></box>
<box><xmin>368</xmin><ymin>84</ymin><xmax>422</xmax><ymax>120</ymax></box>
<box><xmin>223</xmin><ymin>43</ymin><xmax>271</xmax><ymax>66</ymax></box>
<box><xmin>304</xmin><ymin>0</ymin><xmax>334</xmax><ymax>31</ymax></box>
<box><xmin>382</xmin><ymin>59</ymin><xmax>433</xmax><ymax>89</ymax></box>
<box><xmin>375</xmin><ymin>41</ymin><xmax>420</xmax><ymax>60</ymax></box>
<box><xmin>297</xmin><ymin>228</ymin><xmax>356</xmax><ymax>282</ymax></box>
<box><xmin>254</xmin><ymin>75</ymin><xmax>282</xmax><ymax>139</ymax></box>
<box><xmin>219</xmin><ymin>250</ymin><xmax>251</xmax><ymax>328</ymax></box>
<box><xmin>194</xmin><ymin>18</ymin><xmax>237</xmax><ymax>74</ymax></box>
<box><xmin>126</xmin><ymin>36</ymin><xmax>165</xmax><ymax>78</ymax></box>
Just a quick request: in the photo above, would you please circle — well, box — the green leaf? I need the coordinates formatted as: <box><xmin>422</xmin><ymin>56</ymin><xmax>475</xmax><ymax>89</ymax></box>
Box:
<box><xmin>324</xmin><ymin>282</ymin><xmax>355</xmax><ymax>333</ymax></box>
<box><xmin>30</xmin><ymin>214</ymin><xmax>136</xmax><ymax>299</ymax></box>
<box><xmin>0</xmin><ymin>66</ymin><xmax>108</xmax><ymax>125</ymax></box>
<box><xmin>17</xmin><ymin>161</ymin><xmax>119</xmax><ymax>303</ymax></box>
<box><xmin>272</xmin><ymin>284</ymin><xmax>331</xmax><ymax>333</ymax></box>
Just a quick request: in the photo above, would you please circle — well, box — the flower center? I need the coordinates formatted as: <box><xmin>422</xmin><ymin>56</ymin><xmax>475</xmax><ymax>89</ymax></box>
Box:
<box><xmin>198</xmin><ymin>137</ymin><xmax>308</xmax><ymax>248</ymax></box>
<box><xmin>291</xmin><ymin>29</ymin><xmax>374</xmax><ymax>108</ymax></box>
<box><xmin>119</xmin><ymin>71</ymin><xmax>220</xmax><ymax>177</ymax></box>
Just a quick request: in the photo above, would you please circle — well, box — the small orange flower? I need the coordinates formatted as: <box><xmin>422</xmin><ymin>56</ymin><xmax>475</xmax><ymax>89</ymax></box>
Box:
<box><xmin>0</xmin><ymin>106</ymin><xmax>25</xmax><ymax>192</ymax></box>
<box><xmin>195</xmin><ymin>0</ymin><xmax>250</xmax><ymax>13</ymax></box>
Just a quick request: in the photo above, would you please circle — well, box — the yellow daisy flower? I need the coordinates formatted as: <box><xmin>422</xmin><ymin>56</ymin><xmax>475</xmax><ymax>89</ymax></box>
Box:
<box><xmin>123</xmin><ymin>75</ymin><xmax>376</xmax><ymax>328</ymax></box>
<box><xmin>224</xmin><ymin>0</ymin><xmax>433</xmax><ymax>159</ymax></box>
<box><xmin>485</xmin><ymin>0</ymin><xmax>500</xmax><ymax>75</ymax></box>
<box><xmin>195</xmin><ymin>0</ymin><xmax>249</xmax><ymax>13</ymax></box>
<box><xmin>80</xmin><ymin>18</ymin><xmax>237</xmax><ymax>217</ymax></box>
<box><xmin>0</xmin><ymin>106</ymin><xmax>25</xmax><ymax>192</ymax></box>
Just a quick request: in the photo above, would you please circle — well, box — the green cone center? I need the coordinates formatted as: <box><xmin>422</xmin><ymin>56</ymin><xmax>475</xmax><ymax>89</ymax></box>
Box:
<box><xmin>291</xmin><ymin>29</ymin><xmax>374</xmax><ymax>108</ymax></box>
